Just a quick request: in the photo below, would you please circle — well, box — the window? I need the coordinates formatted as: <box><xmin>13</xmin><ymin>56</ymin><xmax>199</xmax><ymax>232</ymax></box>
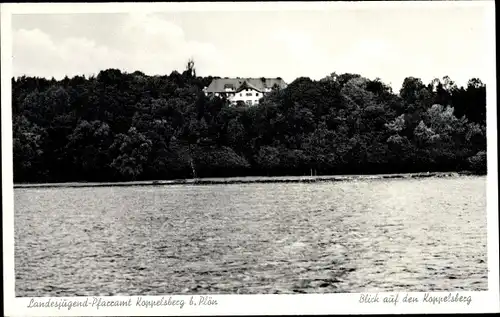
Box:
<box><xmin>240</xmin><ymin>93</ymin><xmax>242</xmax><ymax>96</ymax></box>
<box><xmin>246</xmin><ymin>93</ymin><xmax>252</xmax><ymax>96</ymax></box>
<box><xmin>255</xmin><ymin>93</ymin><xmax>259</xmax><ymax>97</ymax></box>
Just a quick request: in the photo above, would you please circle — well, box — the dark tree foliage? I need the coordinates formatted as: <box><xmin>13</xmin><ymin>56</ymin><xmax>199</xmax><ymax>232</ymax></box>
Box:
<box><xmin>12</xmin><ymin>64</ymin><xmax>487</xmax><ymax>183</ymax></box>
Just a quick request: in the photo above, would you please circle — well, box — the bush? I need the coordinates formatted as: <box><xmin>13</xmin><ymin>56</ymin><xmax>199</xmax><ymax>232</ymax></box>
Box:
<box><xmin>467</xmin><ymin>151</ymin><xmax>487</xmax><ymax>175</ymax></box>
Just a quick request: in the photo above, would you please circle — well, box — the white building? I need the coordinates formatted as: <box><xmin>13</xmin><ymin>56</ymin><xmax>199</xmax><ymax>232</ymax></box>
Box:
<box><xmin>204</xmin><ymin>77</ymin><xmax>287</xmax><ymax>106</ymax></box>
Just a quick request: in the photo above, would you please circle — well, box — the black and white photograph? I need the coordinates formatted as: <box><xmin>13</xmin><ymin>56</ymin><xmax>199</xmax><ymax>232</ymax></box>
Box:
<box><xmin>2</xmin><ymin>1</ymin><xmax>498</xmax><ymax>315</ymax></box>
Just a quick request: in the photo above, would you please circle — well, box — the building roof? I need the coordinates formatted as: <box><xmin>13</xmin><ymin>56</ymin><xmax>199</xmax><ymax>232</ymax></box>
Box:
<box><xmin>205</xmin><ymin>77</ymin><xmax>287</xmax><ymax>93</ymax></box>
<box><xmin>235</xmin><ymin>80</ymin><xmax>261</xmax><ymax>93</ymax></box>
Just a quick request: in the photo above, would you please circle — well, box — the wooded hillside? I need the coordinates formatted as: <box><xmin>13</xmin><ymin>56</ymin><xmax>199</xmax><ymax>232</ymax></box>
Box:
<box><xmin>12</xmin><ymin>62</ymin><xmax>487</xmax><ymax>182</ymax></box>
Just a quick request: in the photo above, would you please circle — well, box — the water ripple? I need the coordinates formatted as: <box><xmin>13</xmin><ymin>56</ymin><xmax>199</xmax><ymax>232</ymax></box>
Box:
<box><xmin>14</xmin><ymin>176</ymin><xmax>487</xmax><ymax>296</ymax></box>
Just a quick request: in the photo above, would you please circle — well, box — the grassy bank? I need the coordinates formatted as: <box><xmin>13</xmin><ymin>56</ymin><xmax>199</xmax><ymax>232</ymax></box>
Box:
<box><xmin>13</xmin><ymin>171</ymin><xmax>479</xmax><ymax>189</ymax></box>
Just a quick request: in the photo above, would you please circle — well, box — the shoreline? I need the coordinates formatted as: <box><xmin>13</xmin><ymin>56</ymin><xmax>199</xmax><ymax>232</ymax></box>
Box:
<box><xmin>13</xmin><ymin>171</ymin><xmax>479</xmax><ymax>189</ymax></box>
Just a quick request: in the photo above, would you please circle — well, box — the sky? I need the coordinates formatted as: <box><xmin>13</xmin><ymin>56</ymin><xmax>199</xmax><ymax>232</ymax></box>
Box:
<box><xmin>10</xmin><ymin>2</ymin><xmax>492</xmax><ymax>91</ymax></box>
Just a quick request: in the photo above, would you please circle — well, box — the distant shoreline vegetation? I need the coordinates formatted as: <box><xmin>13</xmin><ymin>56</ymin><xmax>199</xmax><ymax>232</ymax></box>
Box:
<box><xmin>12</xmin><ymin>172</ymin><xmax>480</xmax><ymax>189</ymax></box>
<box><xmin>12</xmin><ymin>61</ymin><xmax>486</xmax><ymax>183</ymax></box>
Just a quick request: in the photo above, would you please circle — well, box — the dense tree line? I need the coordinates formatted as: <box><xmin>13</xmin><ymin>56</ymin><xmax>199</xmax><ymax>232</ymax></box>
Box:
<box><xmin>12</xmin><ymin>62</ymin><xmax>487</xmax><ymax>183</ymax></box>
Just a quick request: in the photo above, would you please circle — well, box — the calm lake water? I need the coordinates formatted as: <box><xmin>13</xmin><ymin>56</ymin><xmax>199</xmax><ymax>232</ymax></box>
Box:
<box><xmin>15</xmin><ymin>176</ymin><xmax>487</xmax><ymax>296</ymax></box>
